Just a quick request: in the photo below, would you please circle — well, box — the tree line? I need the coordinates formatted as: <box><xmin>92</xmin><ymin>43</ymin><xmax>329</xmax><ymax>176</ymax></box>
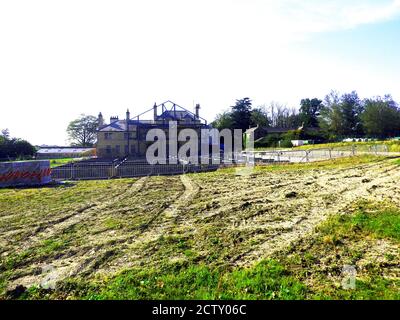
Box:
<box><xmin>212</xmin><ymin>91</ymin><xmax>400</xmax><ymax>141</ymax></box>
<box><xmin>0</xmin><ymin>129</ymin><xmax>36</xmax><ymax>160</ymax></box>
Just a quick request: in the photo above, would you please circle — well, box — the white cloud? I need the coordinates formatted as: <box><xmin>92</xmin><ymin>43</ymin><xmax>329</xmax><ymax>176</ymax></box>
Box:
<box><xmin>237</xmin><ymin>0</ymin><xmax>400</xmax><ymax>39</ymax></box>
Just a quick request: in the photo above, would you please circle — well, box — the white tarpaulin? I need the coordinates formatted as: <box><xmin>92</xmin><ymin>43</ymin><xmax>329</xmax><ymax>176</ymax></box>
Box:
<box><xmin>0</xmin><ymin>160</ymin><xmax>52</xmax><ymax>187</ymax></box>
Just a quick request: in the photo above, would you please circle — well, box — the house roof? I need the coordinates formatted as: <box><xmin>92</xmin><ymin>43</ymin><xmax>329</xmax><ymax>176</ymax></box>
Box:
<box><xmin>37</xmin><ymin>148</ymin><xmax>95</xmax><ymax>154</ymax></box>
<box><xmin>157</xmin><ymin>110</ymin><xmax>196</xmax><ymax>121</ymax></box>
<box><xmin>98</xmin><ymin>112</ymin><xmax>201</xmax><ymax>133</ymax></box>
<box><xmin>98</xmin><ymin>120</ymin><xmax>127</xmax><ymax>132</ymax></box>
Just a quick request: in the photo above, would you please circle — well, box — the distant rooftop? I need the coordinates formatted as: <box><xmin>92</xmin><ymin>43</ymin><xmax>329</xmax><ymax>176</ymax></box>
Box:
<box><xmin>37</xmin><ymin>147</ymin><xmax>95</xmax><ymax>154</ymax></box>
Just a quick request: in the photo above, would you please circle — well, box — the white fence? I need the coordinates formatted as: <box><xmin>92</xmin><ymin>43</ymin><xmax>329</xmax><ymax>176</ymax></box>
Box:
<box><xmin>243</xmin><ymin>144</ymin><xmax>390</xmax><ymax>164</ymax></box>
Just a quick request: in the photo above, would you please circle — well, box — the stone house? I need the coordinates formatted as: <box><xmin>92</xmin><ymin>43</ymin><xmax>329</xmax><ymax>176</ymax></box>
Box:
<box><xmin>97</xmin><ymin>101</ymin><xmax>210</xmax><ymax>159</ymax></box>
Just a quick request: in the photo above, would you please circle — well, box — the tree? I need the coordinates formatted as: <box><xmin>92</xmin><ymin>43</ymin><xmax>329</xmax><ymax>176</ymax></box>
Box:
<box><xmin>300</xmin><ymin>98</ymin><xmax>323</xmax><ymax>128</ymax></box>
<box><xmin>319</xmin><ymin>91</ymin><xmax>363</xmax><ymax>139</ymax></box>
<box><xmin>250</xmin><ymin>107</ymin><xmax>269</xmax><ymax>128</ymax></box>
<box><xmin>261</xmin><ymin>102</ymin><xmax>301</xmax><ymax>129</ymax></box>
<box><xmin>0</xmin><ymin>129</ymin><xmax>36</xmax><ymax>160</ymax></box>
<box><xmin>231</xmin><ymin>98</ymin><xmax>252</xmax><ymax>131</ymax></box>
<box><xmin>319</xmin><ymin>91</ymin><xmax>342</xmax><ymax>139</ymax></box>
<box><xmin>67</xmin><ymin>114</ymin><xmax>98</xmax><ymax>147</ymax></box>
<box><xmin>361</xmin><ymin>96</ymin><xmax>400</xmax><ymax>138</ymax></box>
<box><xmin>340</xmin><ymin>91</ymin><xmax>363</xmax><ymax>136</ymax></box>
<box><xmin>211</xmin><ymin>111</ymin><xmax>234</xmax><ymax>130</ymax></box>
<box><xmin>1</xmin><ymin>128</ymin><xmax>10</xmax><ymax>139</ymax></box>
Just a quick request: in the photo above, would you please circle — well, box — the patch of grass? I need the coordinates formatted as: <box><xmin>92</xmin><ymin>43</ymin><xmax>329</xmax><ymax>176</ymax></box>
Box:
<box><xmin>292</xmin><ymin>140</ymin><xmax>400</xmax><ymax>152</ymax></box>
<box><xmin>215</xmin><ymin>155</ymin><xmax>385</xmax><ymax>175</ymax></box>
<box><xmin>220</xmin><ymin>260</ymin><xmax>307</xmax><ymax>300</ymax></box>
<box><xmin>39</xmin><ymin>239</ymin><xmax>69</xmax><ymax>255</ymax></box>
<box><xmin>103</xmin><ymin>218</ymin><xmax>123</xmax><ymax>230</ymax></box>
<box><xmin>318</xmin><ymin>203</ymin><xmax>400</xmax><ymax>243</ymax></box>
<box><xmin>48</xmin><ymin>158</ymin><xmax>92</xmax><ymax>168</ymax></box>
<box><xmin>28</xmin><ymin>259</ymin><xmax>306</xmax><ymax>300</ymax></box>
<box><xmin>254</xmin><ymin>155</ymin><xmax>386</xmax><ymax>172</ymax></box>
<box><xmin>278</xmin><ymin>201</ymin><xmax>400</xmax><ymax>300</ymax></box>
<box><xmin>1</xmin><ymin>250</ymin><xmax>34</xmax><ymax>271</ymax></box>
<box><xmin>352</xmin><ymin>211</ymin><xmax>400</xmax><ymax>241</ymax></box>
<box><xmin>312</xmin><ymin>277</ymin><xmax>400</xmax><ymax>300</ymax></box>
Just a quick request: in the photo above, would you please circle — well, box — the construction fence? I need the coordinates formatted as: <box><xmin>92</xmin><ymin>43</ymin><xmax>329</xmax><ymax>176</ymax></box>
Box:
<box><xmin>51</xmin><ymin>158</ymin><xmax>220</xmax><ymax>181</ymax></box>
<box><xmin>51</xmin><ymin>144</ymin><xmax>396</xmax><ymax>181</ymax></box>
<box><xmin>245</xmin><ymin>144</ymin><xmax>392</xmax><ymax>164</ymax></box>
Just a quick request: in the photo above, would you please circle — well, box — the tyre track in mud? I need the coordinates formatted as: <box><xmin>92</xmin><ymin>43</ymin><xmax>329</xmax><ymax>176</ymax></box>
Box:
<box><xmin>2</xmin><ymin>177</ymin><xmax>149</xmax><ymax>254</ymax></box>
<box><xmin>4</xmin><ymin>159</ymin><xmax>400</xmax><ymax>291</ymax></box>
<box><xmin>232</xmin><ymin>162</ymin><xmax>400</xmax><ymax>266</ymax></box>
<box><xmin>89</xmin><ymin>160</ymin><xmax>399</xmax><ymax>272</ymax></box>
<box><xmin>5</xmin><ymin>175</ymin><xmax>189</xmax><ymax>288</ymax></box>
<box><xmin>65</xmin><ymin>176</ymin><xmax>192</xmax><ymax>277</ymax></box>
<box><xmin>97</xmin><ymin>160</ymin><xmax>399</xmax><ymax>272</ymax></box>
<box><xmin>3</xmin><ymin>177</ymin><xmax>149</xmax><ymax>288</ymax></box>
<box><xmin>95</xmin><ymin>174</ymin><xmax>200</xmax><ymax>274</ymax></box>
<box><xmin>190</xmin><ymin>160</ymin><xmax>392</xmax><ymax>223</ymax></box>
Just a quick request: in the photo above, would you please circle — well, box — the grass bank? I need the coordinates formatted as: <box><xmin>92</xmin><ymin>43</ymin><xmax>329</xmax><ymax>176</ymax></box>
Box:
<box><xmin>294</xmin><ymin>140</ymin><xmax>400</xmax><ymax>152</ymax></box>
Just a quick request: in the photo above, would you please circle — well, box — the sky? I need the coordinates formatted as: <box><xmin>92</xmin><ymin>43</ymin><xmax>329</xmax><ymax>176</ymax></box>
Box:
<box><xmin>0</xmin><ymin>0</ymin><xmax>400</xmax><ymax>145</ymax></box>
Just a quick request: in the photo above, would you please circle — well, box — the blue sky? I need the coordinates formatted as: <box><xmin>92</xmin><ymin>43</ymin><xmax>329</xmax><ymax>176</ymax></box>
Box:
<box><xmin>0</xmin><ymin>0</ymin><xmax>399</xmax><ymax>145</ymax></box>
<box><xmin>303</xmin><ymin>18</ymin><xmax>400</xmax><ymax>76</ymax></box>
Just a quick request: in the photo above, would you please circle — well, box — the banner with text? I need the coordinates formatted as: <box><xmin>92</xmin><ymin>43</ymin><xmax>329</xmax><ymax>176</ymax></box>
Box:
<box><xmin>0</xmin><ymin>160</ymin><xmax>52</xmax><ymax>187</ymax></box>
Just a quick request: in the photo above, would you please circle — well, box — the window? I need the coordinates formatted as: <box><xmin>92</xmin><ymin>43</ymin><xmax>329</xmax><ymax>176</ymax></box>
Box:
<box><xmin>124</xmin><ymin>132</ymin><xmax>136</xmax><ymax>139</ymax></box>
<box><xmin>106</xmin><ymin>145</ymin><xmax>111</xmax><ymax>154</ymax></box>
<box><xmin>105</xmin><ymin>133</ymin><xmax>113</xmax><ymax>140</ymax></box>
<box><xmin>125</xmin><ymin>145</ymin><xmax>129</xmax><ymax>154</ymax></box>
<box><xmin>115</xmin><ymin>145</ymin><xmax>120</xmax><ymax>154</ymax></box>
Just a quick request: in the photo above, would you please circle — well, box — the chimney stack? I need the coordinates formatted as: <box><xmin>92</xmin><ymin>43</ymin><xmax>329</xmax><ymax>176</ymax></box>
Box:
<box><xmin>195</xmin><ymin>104</ymin><xmax>200</xmax><ymax>119</ymax></box>
<box><xmin>98</xmin><ymin>112</ymin><xmax>104</xmax><ymax>127</ymax></box>
<box><xmin>126</xmin><ymin>108</ymin><xmax>130</xmax><ymax>121</ymax></box>
<box><xmin>110</xmin><ymin>116</ymin><xmax>119</xmax><ymax>123</ymax></box>
<box><xmin>153</xmin><ymin>103</ymin><xmax>157</xmax><ymax>121</ymax></box>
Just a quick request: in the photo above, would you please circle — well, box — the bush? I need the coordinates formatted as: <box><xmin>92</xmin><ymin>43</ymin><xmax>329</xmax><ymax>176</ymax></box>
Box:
<box><xmin>280</xmin><ymin>139</ymin><xmax>293</xmax><ymax>148</ymax></box>
<box><xmin>0</xmin><ymin>137</ymin><xmax>36</xmax><ymax>160</ymax></box>
<box><xmin>254</xmin><ymin>134</ymin><xmax>281</xmax><ymax>148</ymax></box>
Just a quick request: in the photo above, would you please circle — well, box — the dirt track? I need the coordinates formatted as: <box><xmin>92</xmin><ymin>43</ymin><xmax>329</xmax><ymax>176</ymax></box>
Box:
<box><xmin>1</xmin><ymin>158</ymin><xmax>400</xmax><ymax>291</ymax></box>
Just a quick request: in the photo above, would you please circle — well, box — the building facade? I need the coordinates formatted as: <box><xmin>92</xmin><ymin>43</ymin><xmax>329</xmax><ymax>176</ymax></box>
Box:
<box><xmin>97</xmin><ymin>101</ymin><xmax>210</xmax><ymax>159</ymax></box>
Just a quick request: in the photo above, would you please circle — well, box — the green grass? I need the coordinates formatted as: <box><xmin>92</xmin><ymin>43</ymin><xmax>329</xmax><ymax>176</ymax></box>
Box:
<box><xmin>49</xmin><ymin>158</ymin><xmax>79</xmax><ymax>168</ymax></box>
<box><xmin>254</xmin><ymin>155</ymin><xmax>386</xmax><ymax>172</ymax></box>
<box><xmin>216</xmin><ymin>155</ymin><xmax>386</xmax><ymax>175</ymax></box>
<box><xmin>22</xmin><ymin>260</ymin><xmax>307</xmax><ymax>300</ymax></box>
<box><xmin>317</xmin><ymin>203</ymin><xmax>400</xmax><ymax>243</ymax></box>
<box><xmin>352</xmin><ymin>211</ymin><xmax>400</xmax><ymax>241</ymax></box>
<box><xmin>294</xmin><ymin>140</ymin><xmax>400</xmax><ymax>152</ymax></box>
<box><xmin>255</xmin><ymin>140</ymin><xmax>400</xmax><ymax>153</ymax></box>
<box><xmin>277</xmin><ymin>201</ymin><xmax>400</xmax><ymax>300</ymax></box>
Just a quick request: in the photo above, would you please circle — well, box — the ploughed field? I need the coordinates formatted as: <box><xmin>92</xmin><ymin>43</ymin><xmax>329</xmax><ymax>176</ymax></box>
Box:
<box><xmin>0</xmin><ymin>156</ymin><xmax>399</xmax><ymax>299</ymax></box>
